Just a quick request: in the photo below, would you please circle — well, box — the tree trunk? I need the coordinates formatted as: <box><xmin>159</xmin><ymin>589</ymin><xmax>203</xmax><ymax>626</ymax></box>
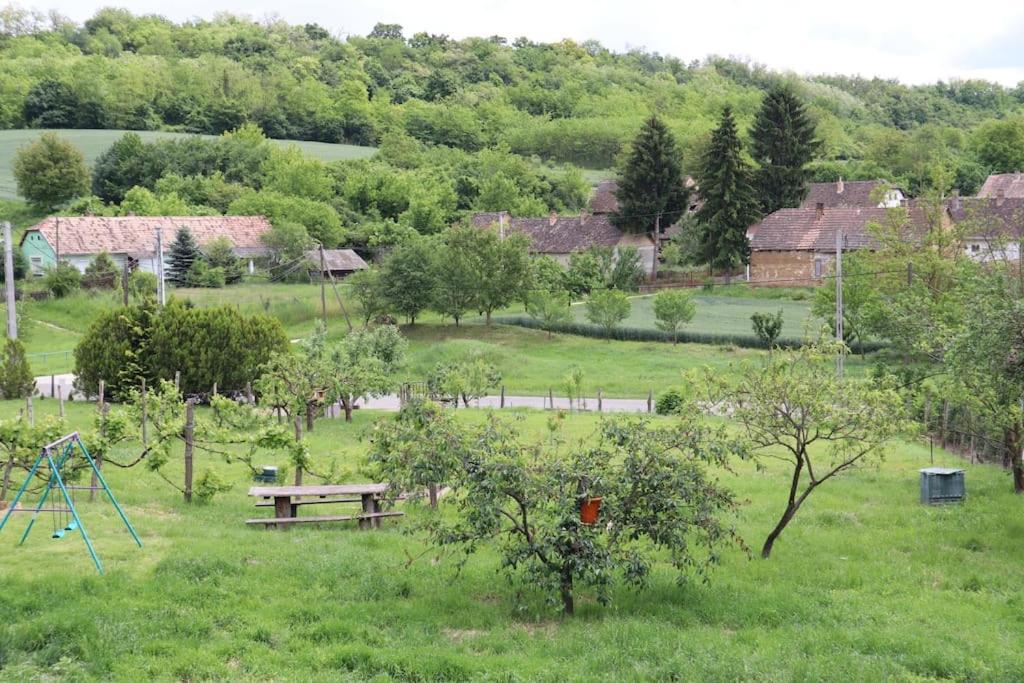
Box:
<box><xmin>1006</xmin><ymin>425</ymin><xmax>1024</xmax><ymax>494</ymax></box>
<box><xmin>341</xmin><ymin>396</ymin><xmax>353</xmax><ymax>422</ymax></box>
<box><xmin>485</xmin><ymin>310</ymin><xmax>492</xmax><ymax>326</ymax></box>
<box><xmin>762</xmin><ymin>459</ymin><xmax>808</xmax><ymax>559</ymax></box>
<box><xmin>306</xmin><ymin>402</ymin><xmax>315</xmax><ymax>432</ymax></box>
<box><xmin>454</xmin><ymin>316</ymin><xmax>460</xmax><ymax>327</ymax></box>
<box><xmin>560</xmin><ymin>568</ymin><xmax>574</xmax><ymax>615</ymax></box>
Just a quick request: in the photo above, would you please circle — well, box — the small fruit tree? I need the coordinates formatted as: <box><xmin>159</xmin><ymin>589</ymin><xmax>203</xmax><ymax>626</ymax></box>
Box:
<box><xmin>368</xmin><ymin>401</ymin><xmax>747</xmax><ymax>614</ymax></box>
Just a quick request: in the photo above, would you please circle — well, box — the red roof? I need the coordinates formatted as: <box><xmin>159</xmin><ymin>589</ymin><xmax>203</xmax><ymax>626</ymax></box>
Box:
<box><xmin>750</xmin><ymin>206</ymin><xmax>932</xmax><ymax>252</ymax></box>
<box><xmin>21</xmin><ymin>215</ymin><xmax>273</xmax><ymax>258</ymax></box>
<box><xmin>470</xmin><ymin>211</ymin><xmax>643</xmax><ymax>253</ymax></box>
<box><xmin>799</xmin><ymin>180</ymin><xmax>895</xmax><ymax>209</ymax></box>
<box><xmin>978</xmin><ymin>173</ymin><xmax>1024</xmax><ymax>199</ymax></box>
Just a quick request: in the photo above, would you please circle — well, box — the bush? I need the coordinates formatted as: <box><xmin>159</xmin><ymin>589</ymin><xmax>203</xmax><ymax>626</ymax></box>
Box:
<box><xmin>188</xmin><ymin>260</ymin><xmax>226</xmax><ymax>288</ymax></box>
<box><xmin>128</xmin><ymin>269</ymin><xmax>158</xmax><ymax>301</ymax></box>
<box><xmin>43</xmin><ymin>262</ymin><xmax>82</xmax><ymax>298</ymax></box>
<box><xmin>655</xmin><ymin>388</ymin><xmax>685</xmax><ymax>415</ymax></box>
<box><xmin>82</xmin><ymin>252</ymin><xmax>119</xmax><ymax>290</ymax></box>
<box><xmin>0</xmin><ymin>339</ymin><xmax>34</xmax><ymax>399</ymax></box>
<box><xmin>751</xmin><ymin>310</ymin><xmax>784</xmax><ymax>349</ymax></box>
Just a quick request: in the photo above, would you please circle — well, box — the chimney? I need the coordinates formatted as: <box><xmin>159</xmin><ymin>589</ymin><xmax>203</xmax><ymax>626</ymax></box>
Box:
<box><xmin>997</xmin><ymin>188</ymin><xmax>1005</xmax><ymax>206</ymax></box>
<box><xmin>836</xmin><ymin>177</ymin><xmax>844</xmax><ymax>194</ymax></box>
<box><xmin>579</xmin><ymin>209</ymin><xmax>589</xmax><ymax>226</ymax></box>
<box><xmin>549</xmin><ymin>210</ymin><xmax>558</xmax><ymax>226</ymax></box>
<box><xmin>815</xmin><ymin>202</ymin><xmax>825</xmax><ymax>220</ymax></box>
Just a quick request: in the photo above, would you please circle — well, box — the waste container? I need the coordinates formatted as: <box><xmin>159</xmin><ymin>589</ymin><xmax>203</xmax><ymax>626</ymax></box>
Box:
<box><xmin>919</xmin><ymin>467</ymin><xmax>965</xmax><ymax>504</ymax></box>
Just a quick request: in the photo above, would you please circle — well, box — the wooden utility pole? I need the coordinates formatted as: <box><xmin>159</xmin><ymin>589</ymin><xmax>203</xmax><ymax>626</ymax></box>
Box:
<box><xmin>319</xmin><ymin>244</ymin><xmax>328</xmax><ymax>324</ymax></box>
<box><xmin>835</xmin><ymin>223</ymin><xmax>844</xmax><ymax>378</ymax></box>
<box><xmin>122</xmin><ymin>261</ymin><xmax>130</xmax><ymax>306</ymax></box>
<box><xmin>3</xmin><ymin>221</ymin><xmax>17</xmax><ymax>340</ymax></box>
<box><xmin>183</xmin><ymin>400</ymin><xmax>194</xmax><ymax>503</ymax></box>
<box><xmin>155</xmin><ymin>228</ymin><xmax>166</xmax><ymax>306</ymax></box>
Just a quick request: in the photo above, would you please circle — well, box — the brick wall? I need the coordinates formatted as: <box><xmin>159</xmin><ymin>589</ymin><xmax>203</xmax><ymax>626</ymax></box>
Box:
<box><xmin>750</xmin><ymin>250</ymin><xmax>824</xmax><ymax>286</ymax></box>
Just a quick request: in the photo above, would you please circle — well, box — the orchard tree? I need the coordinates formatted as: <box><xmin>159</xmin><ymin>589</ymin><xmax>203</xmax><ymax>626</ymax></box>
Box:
<box><xmin>474</xmin><ymin>230</ymin><xmax>531</xmax><ymax>325</ymax></box>
<box><xmin>426</xmin><ymin>356</ymin><xmax>501</xmax><ymax>407</ymax></box>
<box><xmin>696</xmin><ymin>107</ymin><xmax>761</xmax><ymax>275</ymax></box>
<box><xmin>750</xmin><ymin>310</ymin><xmax>784</xmax><ymax>352</ymax></box>
<box><xmin>751</xmin><ymin>84</ymin><xmax>819</xmax><ymax>213</ymax></box>
<box><xmin>329</xmin><ymin>325</ymin><xmax>408</xmax><ymax>422</ymax></box>
<box><xmin>348</xmin><ymin>268</ymin><xmax>391</xmax><ymax>325</ymax></box>
<box><xmin>585</xmin><ymin>289</ymin><xmax>631</xmax><ymax>338</ymax></box>
<box><xmin>526</xmin><ymin>289</ymin><xmax>571</xmax><ymax>338</ymax></box>
<box><xmin>697</xmin><ymin>340</ymin><xmax>907</xmax><ymax>558</ymax></box>
<box><xmin>368</xmin><ymin>404</ymin><xmax>747</xmax><ymax>614</ymax></box>
<box><xmin>0</xmin><ymin>339</ymin><xmax>34</xmax><ymax>400</ymax></box>
<box><xmin>381</xmin><ymin>236</ymin><xmax>437</xmax><ymax>324</ymax></box>
<box><xmin>432</xmin><ymin>226</ymin><xmax>479</xmax><ymax>326</ymax></box>
<box><xmin>12</xmin><ymin>132</ymin><xmax>90</xmax><ymax>210</ymax></box>
<box><xmin>652</xmin><ymin>289</ymin><xmax>696</xmax><ymax>344</ymax></box>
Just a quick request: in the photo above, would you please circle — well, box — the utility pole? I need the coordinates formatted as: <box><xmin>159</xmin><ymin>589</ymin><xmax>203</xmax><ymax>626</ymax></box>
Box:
<box><xmin>319</xmin><ymin>243</ymin><xmax>327</xmax><ymax>324</ymax></box>
<box><xmin>121</xmin><ymin>260</ymin><xmax>130</xmax><ymax>306</ymax></box>
<box><xmin>835</xmin><ymin>223</ymin><xmax>844</xmax><ymax>378</ymax></box>
<box><xmin>651</xmin><ymin>214</ymin><xmax>660</xmax><ymax>282</ymax></box>
<box><xmin>155</xmin><ymin>228</ymin><xmax>166</xmax><ymax>306</ymax></box>
<box><xmin>3</xmin><ymin>221</ymin><xmax>16</xmax><ymax>340</ymax></box>
<box><xmin>54</xmin><ymin>216</ymin><xmax>60</xmax><ymax>264</ymax></box>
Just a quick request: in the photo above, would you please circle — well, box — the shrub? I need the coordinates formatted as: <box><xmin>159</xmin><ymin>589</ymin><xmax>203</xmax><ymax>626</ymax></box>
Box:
<box><xmin>188</xmin><ymin>260</ymin><xmax>226</xmax><ymax>288</ymax></box>
<box><xmin>751</xmin><ymin>310</ymin><xmax>784</xmax><ymax>350</ymax></box>
<box><xmin>202</xmin><ymin>236</ymin><xmax>244</xmax><ymax>284</ymax></box>
<box><xmin>0</xmin><ymin>339</ymin><xmax>34</xmax><ymax>399</ymax></box>
<box><xmin>82</xmin><ymin>252</ymin><xmax>119</xmax><ymax>290</ymax></box>
<box><xmin>128</xmin><ymin>269</ymin><xmax>158</xmax><ymax>301</ymax></box>
<box><xmin>655</xmin><ymin>388</ymin><xmax>685</xmax><ymax>415</ymax></box>
<box><xmin>43</xmin><ymin>262</ymin><xmax>82</xmax><ymax>298</ymax></box>
<box><xmin>585</xmin><ymin>289</ymin><xmax>631</xmax><ymax>337</ymax></box>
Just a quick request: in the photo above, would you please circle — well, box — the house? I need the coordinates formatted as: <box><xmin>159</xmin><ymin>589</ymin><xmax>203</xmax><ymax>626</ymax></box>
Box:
<box><xmin>305</xmin><ymin>248</ymin><xmax>369</xmax><ymax>279</ymax></box>
<box><xmin>20</xmin><ymin>215</ymin><xmax>273</xmax><ymax>277</ymax></box>
<box><xmin>589</xmin><ymin>178</ymin><xmax>700</xmax><ymax>245</ymax></box>
<box><xmin>800</xmin><ymin>179</ymin><xmax>905</xmax><ymax>209</ymax></box>
<box><xmin>978</xmin><ymin>173</ymin><xmax>1024</xmax><ymax>199</ymax></box>
<box><xmin>470</xmin><ymin>210</ymin><xmax>657</xmax><ymax>277</ymax></box>
<box><xmin>748</xmin><ymin>203</ymin><xmax>932</xmax><ymax>285</ymax></box>
<box><xmin>948</xmin><ymin>195</ymin><xmax>1024</xmax><ymax>262</ymax></box>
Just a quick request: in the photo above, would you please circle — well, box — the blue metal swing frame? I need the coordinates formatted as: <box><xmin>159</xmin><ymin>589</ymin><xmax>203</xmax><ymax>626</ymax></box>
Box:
<box><xmin>0</xmin><ymin>432</ymin><xmax>142</xmax><ymax>574</ymax></box>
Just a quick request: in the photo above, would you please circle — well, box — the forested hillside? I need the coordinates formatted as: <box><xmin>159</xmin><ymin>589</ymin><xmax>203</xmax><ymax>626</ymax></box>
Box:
<box><xmin>3</xmin><ymin>6</ymin><xmax>1024</xmax><ymax>197</ymax></box>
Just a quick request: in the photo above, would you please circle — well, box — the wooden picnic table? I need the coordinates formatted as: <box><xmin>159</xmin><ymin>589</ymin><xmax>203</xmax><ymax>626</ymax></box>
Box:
<box><xmin>246</xmin><ymin>483</ymin><xmax>402</xmax><ymax>530</ymax></box>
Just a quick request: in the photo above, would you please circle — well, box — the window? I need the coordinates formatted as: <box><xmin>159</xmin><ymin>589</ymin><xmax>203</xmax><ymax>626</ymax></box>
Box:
<box><xmin>813</xmin><ymin>259</ymin><xmax>823</xmax><ymax>278</ymax></box>
<box><xmin>969</xmin><ymin>244</ymin><xmax>980</xmax><ymax>253</ymax></box>
<box><xmin>30</xmin><ymin>256</ymin><xmax>43</xmax><ymax>276</ymax></box>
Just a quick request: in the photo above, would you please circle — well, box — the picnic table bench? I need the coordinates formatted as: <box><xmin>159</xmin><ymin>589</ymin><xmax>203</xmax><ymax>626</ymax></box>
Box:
<box><xmin>246</xmin><ymin>484</ymin><xmax>403</xmax><ymax>530</ymax></box>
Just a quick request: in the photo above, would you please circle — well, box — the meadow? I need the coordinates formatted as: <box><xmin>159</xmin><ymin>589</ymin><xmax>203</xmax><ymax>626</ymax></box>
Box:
<box><xmin>1</xmin><ymin>398</ymin><xmax>1021</xmax><ymax>680</ymax></box>
<box><xmin>0</xmin><ymin>129</ymin><xmax>377</xmax><ymax>201</ymax></box>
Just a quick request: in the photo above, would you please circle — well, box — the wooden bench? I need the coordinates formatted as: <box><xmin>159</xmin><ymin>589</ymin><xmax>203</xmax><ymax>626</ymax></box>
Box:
<box><xmin>247</xmin><ymin>484</ymin><xmax>402</xmax><ymax>530</ymax></box>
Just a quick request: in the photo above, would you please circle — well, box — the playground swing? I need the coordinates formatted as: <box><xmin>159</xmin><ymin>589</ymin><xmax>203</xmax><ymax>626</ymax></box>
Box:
<box><xmin>0</xmin><ymin>432</ymin><xmax>142</xmax><ymax>574</ymax></box>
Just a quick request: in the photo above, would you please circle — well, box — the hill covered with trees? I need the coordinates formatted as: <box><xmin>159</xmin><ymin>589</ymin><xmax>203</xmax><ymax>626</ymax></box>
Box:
<box><xmin>3</xmin><ymin>6</ymin><xmax>1024</xmax><ymax>197</ymax></box>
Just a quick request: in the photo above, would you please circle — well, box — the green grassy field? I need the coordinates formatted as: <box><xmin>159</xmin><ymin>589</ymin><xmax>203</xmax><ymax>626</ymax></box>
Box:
<box><xmin>1</xmin><ymin>399</ymin><xmax>1020</xmax><ymax>680</ymax></box>
<box><xmin>0</xmin><ymin>130</ymin><xmax>377</xmax><ymax>200</ymax></box>
<box><xmin>571</xmin><ymin>293</ymin><xmax>820</xmax><ymax>340</ymax></box>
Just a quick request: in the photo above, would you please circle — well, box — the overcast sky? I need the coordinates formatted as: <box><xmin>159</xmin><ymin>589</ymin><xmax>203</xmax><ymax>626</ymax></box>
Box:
<box><xmin>37</xmin><ymin>0</ymin><xmax>1024</xmax><ymax>86</ymax></box>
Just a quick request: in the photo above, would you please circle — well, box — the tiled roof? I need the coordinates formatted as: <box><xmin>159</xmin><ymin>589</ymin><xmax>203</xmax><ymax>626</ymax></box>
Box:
<box><xmin>800</xmin><ymin>180</ymin><xmax>889</xmax><ymax>208</ymax></box>
<box><xmin>588</xmin><ymin>177</ymin><xmax>698</xmax><ymax>215</ymax></box>
<box><xmin>947</xmin><ymin>196</ymin><xmax>1024</xmax><ymax>238</ymax></box>
<box><xmin>21</xmin><ymin>215</ymin><xmax>273</xmax><ymax>258</ymax></box>
<box><xmin>305</xmin><ymin>248</ymin><xmax>368</xmax><ymax>272</ymax></box>
<box><xmin>978</xmin><ymin>173</ymin><xmax>1024</xmax><ymax>199</ymax></box>
<box><xmin>471</xmin><ymin>211</ymin><xmax>641</xmax><ymax>253</ymax></box>
<box><xmin>750</xmin><ymin>206</ymin><xmax>931</xmax><ymax>252</ymax></box>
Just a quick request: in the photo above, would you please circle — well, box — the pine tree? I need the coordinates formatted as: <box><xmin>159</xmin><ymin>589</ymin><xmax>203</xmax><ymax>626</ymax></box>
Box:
<box><xmin>612</xmin><ymin>116</ymin><xmax>689</xmax><ymax>279</ymax></box>
<box><xmin>696</xmin><ymin>107</ymin><xmax>761</xmax><ymax>273</ymax></box>
<box><xmin>167</xmin><ymin>227</ymin><xmax>201</xmax><ymax>286</ymax></box>
<box><xmin>751</xmin><ymin>84</ymin><xmax>819</xmax><ymax>213</ymax></box>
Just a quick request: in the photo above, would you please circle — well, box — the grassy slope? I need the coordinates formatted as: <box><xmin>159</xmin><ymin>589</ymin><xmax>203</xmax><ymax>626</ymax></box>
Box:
<box><xmin>1</xmin><ymin>399</ymin><xmax>1020</xmax><ymax>680</ymax></box>
<box><xmin>0</xmin><ymin>129</ymin><xmax>377</xmax><ymax>200</ymax></box>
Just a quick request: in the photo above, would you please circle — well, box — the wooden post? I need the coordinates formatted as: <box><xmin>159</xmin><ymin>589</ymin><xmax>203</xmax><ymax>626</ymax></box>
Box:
<box><xmin>57</xmin><ymin>385</ymin><xmax>64</xmax><ymax>418</ymax></box>
<box><xmin>428</xmin><ymin>483</ymin><xmax>438</xmax><ymax>509</ymax></box>
<box><xmin>647</xmin><ymin>389</ymin><xmax>653</xmax><ymax>414</ymax></box>
<box><xmin>50</xmin><ymin>374</ymin><xmax>55</xmax><ymax>398</ymax></box>
<box><xmin>941</xmin><ymin>400</ymin><xmax>950</xmax><ymax>447</ymax></box>
<box><xmin>293</xmin><ymin>416</ymin><xmax>303</xmax><ymax>487</ymax></box>
<box><xmin>245</xmin><ymin>381</ymin><xmax>253</xmax><ymax>404</ymax></box>
<box><xmin>140</xmin><ymin>378</ymin><xmax>148</xmax><ymax>447</ymax></box>
<box><xmin>549</xmin><ymin>388</ymin><xmax>554</xmax><ymax>410</ymax></box>
<box><xmin>500</xmin><ymin>385</ymin><xmax>505</xmax><ymax>409</ymax></box>
<box><xmin>25</xmin><ymin>396</ymin><xmax>33</xmax><ymax>426</ymax></box>
<box><xmin>122</xmin><ymin>261</ymin><xmax>130</xmax><ymax>306</ymax></box>
<box><xmin>174</xmin><ymin>370</ymin><xmax>180</xmax><ymax>391</ymax></box>
<box><xmin>183</xmin><ymin>400</ymin><xmax>194</xmax><ymax>503</ymax></box>
<box><xmin>597</xmin><ymin>388</ymin><xmax>603</xmax><ymax>413</ymax></box>
<box><xmin>212</xmin><ymin>382</ymin><xmax>217</xmax><ymax>398</ymax></box>
<box><xmin>91</xmin><ymin>381</ymin><xmax>105</xmax><ymax>502</ymax></box>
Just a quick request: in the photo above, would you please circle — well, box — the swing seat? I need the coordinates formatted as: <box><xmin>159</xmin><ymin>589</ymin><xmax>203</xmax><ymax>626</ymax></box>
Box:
<box><xmin>64</xmin><ymin>520</ymin><xmax>78</xmax><ymax>532</ymax></box>
<box><xmin>51</xmin><ymin>529</ymin><xmax>65</xmax><ymax>539</ymax></box>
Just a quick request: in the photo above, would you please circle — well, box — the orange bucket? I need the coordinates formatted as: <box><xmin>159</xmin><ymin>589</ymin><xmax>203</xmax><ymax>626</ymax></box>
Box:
<box><xmin>579</xmin><ymin>497</ymin><xmax>602</xmax><ymax>525</ymax></box>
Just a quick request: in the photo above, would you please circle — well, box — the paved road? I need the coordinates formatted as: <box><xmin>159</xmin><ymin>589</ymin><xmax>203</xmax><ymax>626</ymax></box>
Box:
<box><xmin>35</xmin><ymin>374</ymin><xmax>655</xmax><ymax>414</ymax></box>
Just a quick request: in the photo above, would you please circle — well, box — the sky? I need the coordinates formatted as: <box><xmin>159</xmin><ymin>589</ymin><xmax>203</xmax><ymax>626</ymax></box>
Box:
<box><xmin>35</xmin><ymin>0</ymin><xmax>1024</xmax><ymax>86</ymax></box>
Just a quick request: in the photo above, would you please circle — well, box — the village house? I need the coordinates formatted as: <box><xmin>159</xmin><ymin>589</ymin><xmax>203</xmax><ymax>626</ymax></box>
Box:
<box><xmin>589</xmin><ymin>177</ymin><xmax>700</xmax><ymax>244</ymax></box>
<box><xmin>799</xmin><ymin>179</ymin><xmax>905</xmax><ymax>209</ymax></box>
<box><xmin>977</xmin><ymin>172</ymin><xmax>1024</xmax><ymax>199</ymax></box>
<box><xmin>305</xmin><ymin>248</ymin><xmax>369</xmax><ymax>280</ymax></box>
<box><xmin>948</xmin><ymin>195</ymin><xmax>1024</xmax><ymax>262</ymax></box>
<box><xmin>471</xmin><ymin>210</ymin><xmax>658</xmax><ymax>277</ymax></box>
<box><xmin>20</xmin><ymin>215</ymin><xmax>273</xmax><ymax>277</ymax></box>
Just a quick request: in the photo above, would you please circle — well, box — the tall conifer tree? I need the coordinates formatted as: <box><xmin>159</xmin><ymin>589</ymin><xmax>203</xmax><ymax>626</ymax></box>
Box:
<box><xmin>612</xmin><ymin>116</ymin><xmax>689</xmax><ymax>278</ymax></box>
<box><xmin>167</xmin><ymin>227</ymin><xmax>201</xmax><ymax>286</ymax></box>
<box><xmin>751</xmin><ymin>84</ymin><xmax>819</xmax><ymax>213</ymax></box>
<box><xmin>696</xmin><ymin>107</ymin><xmax>761</xmax><ymax>273</ymax></box>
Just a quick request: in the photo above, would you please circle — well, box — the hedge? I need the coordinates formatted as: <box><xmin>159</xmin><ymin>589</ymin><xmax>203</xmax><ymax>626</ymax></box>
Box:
<box><xmin>495</xmin><ymin>316</ymin><xmax>888</xmax><ymax>353</ymax></box>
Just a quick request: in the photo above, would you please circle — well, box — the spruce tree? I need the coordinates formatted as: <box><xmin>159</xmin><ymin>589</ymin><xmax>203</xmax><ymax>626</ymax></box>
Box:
<box><xmin>167</xmin><ymin>227</ymin><xmax>201</xmax><ymax>286</ymax></box>
<box><xmin>612</xmin><ymin>116</ymin><xmax>689</xmax><ymax>278</ymax></box>
<box><xmin>751</xmin><ymin>84</ymin><xmax>819</xmax><ymax>213</ymax></box>
<box><xmin>696</xmin><ymin>107</ymin><xmax>761</xmax><ymax>273</ymax></box>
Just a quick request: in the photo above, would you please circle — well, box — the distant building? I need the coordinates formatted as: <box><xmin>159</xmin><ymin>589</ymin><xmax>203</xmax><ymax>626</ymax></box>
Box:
<box><xmin>948</xmin><ymin>195</ymin><xmax>1024</xmax><ymax>262</ymax></box>
<box><xmin>589</xmin><ymin>178</ymin><xmax>700</xmax><ymax>245</ymax></box>
<box><xmin>20</xmin><ymin>215</ymin><xmax>273</xmax><ymax>277</ymax></box>
<box><xmin>977</xmin><ymin>173</ymin><xmax>1024</xmax><ymax>199</ymax></box>
<box><xmin>800</xmin><ymin>179</ymin><xmax>905</xmax><ymax>209</ymax></box>
<box><xmin>305</xmin><ymin>248</ymin><xmax>369</xmax><ymax>279</ymax></box>
<box><xmin>471</xmin><ymin>210</ymin><xmax>657</xmax><ymax>277</ymax></box>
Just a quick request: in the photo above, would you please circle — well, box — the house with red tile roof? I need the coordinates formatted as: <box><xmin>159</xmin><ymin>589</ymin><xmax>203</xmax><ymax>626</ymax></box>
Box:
<box><xmin>799</xmin><ymin>179</ymin><xmax>905</xmax><ymax>209</ymax></box>
<box><xmin>20</xmin><ymin>215</ymin><xmax>273</xmax><ymax>277</ymax></box>
<box><xmin>977</xmin><ymin>173</ymin><xmax>1024</xmax><ymax>199</ymax></box>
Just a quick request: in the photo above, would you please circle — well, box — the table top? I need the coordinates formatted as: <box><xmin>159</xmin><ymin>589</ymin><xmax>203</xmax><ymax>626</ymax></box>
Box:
<box><xmin>248</xmin><ymin>483</ymin><xmax>389</xmax><ymax>497</ymax></box>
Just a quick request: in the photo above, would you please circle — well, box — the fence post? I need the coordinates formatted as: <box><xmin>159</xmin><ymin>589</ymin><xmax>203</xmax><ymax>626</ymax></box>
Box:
<box><xmin>597</xmin><ymin>388</ymin><xmax>603</xmax><ymax>413</ymax></box>
<box><xmin>211</xmin><ymin>382</ymin><xmax>217</xmax><ymax>399</ymax></box>
<box><xmin>500</xmin><ymin>385</ymin><xmax>505</xmax><ymax>409</ymax></box>
<box><xmin>183</xmin><ymin>400</ymin><xmax>194</xmax><ymax>503</ymax></box>
<box><xmin>647</xmin><ymin>389</ymin><xmax>653</xmax><ymax>414</ymax></box>
<box><xmin>549</xmin><ymin>388</ymin><xmax>554</xmax><ymax>410</ymax></box>
<box><xmin>58</xmin><ymin>385</ymin><xmax>64</xmax><ymax>418</ymax></box>
<box><xmin>91</xmin><ymin>380</ymin><xmax>105</xmax><ymax>502</ymax></box>
<box><xmin>429</xmin><ymin>483</ymin><xmax>438</xmax><ymax>508</ymax></box>
<box><xmin>25</xmin><ymin>396</ymin><xmax>33</xmax><ymax>426</ymax></box>
<box><xmin>50</xmin><ymin>374</ymin><xmax>55</xmax><ymax>398</ymax></box>
<box><xmin>140</xmin><ymin>378</ymin><xmax>148</xmax><ymax>447</ymax></box>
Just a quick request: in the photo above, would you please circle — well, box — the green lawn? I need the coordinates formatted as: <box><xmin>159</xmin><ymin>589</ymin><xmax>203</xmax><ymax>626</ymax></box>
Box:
<box><xmin>0</xmin><ymin>129</ymin><xmax>377</xmax><ymax>200</ymax></box>
<box><xmin>571</xmin><ymin>293</ymin><xmax>820</xmax><ymax>341</ymax></box>
<box><xmin>1</xmin><ymin>399</ymin><xmax>1021</xmax><ymax>680</ymax></box>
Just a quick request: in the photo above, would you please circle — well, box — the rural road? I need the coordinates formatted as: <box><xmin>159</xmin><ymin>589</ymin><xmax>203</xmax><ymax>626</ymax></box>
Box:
<box><xmin>34</xmin><ymin>374</ymin><xmax>656</xmax><ymax>414</ymax></box>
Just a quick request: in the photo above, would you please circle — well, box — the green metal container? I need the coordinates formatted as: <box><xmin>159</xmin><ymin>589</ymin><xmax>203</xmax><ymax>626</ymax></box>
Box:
<box><xmin>919</xmin><ymin>467</ymin><xmax>965</xmax><ymax>504</ymax></box>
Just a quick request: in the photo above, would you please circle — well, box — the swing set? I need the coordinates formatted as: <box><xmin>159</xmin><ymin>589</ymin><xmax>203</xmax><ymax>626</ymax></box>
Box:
<box><xmin>0</xmin><ymin>432</ymin><xmax>142</xmax><ymax>574</ymax></box>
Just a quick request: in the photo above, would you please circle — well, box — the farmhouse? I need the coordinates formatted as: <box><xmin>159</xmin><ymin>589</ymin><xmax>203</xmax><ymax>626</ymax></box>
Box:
<box><xmin>305</xmin><ymin>248</ymin><xmax>369</xmax><ymax>279</ymax></box>
<box><xmin>589</xmin><ymin>178</ymin><xmax>700</xmax><ymax>244</ymax></box>
<box><xmin>748</xmin><ymin>203</ymin><xmax>932</xmax><ymax>285</ymax></box>
<box><xmin>800</xmin><ymin>179</ymin><xmax>905</xmax><ymax>209</ymax></box>
<box><xmin>977</xmin><ymin>172</ymin><xmax>1024</xmax><ymax>199</ymax></box>
<box><xmin>948</xmin><ymin>195</ymin><xmax>1024</xmax><ymax>262</ymax></box>
<box><xmin>20</xmin><ymin>215</ymin><xmax>273</xmax><ymax>277</ymax></box>
<box><xmin>471</xmin><ymin>210</ymin><xmax>657</xmax><ymax>276</ymax></box>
